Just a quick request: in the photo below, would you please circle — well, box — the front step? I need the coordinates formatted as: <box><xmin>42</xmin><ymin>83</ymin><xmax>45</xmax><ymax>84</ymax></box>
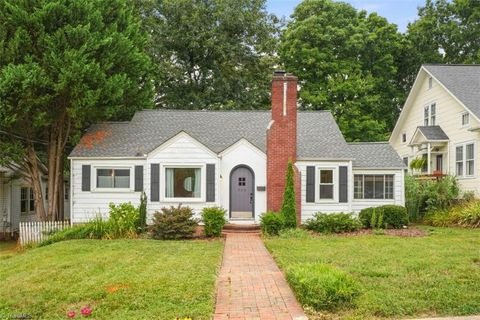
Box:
<box><xmin>223</xmin><ymin>223</ymin><xmax>261</xmax><ymax>234</ymax></box>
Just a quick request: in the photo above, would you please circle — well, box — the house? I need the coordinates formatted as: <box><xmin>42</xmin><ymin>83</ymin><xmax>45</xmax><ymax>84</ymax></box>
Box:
<box><xmin>390</xmin><ymin>64</ymin><xmax>480</xmax><ymax>195</ymax></box>
<box><xmin>68</xmin><ymin>71</ymin><xmax>405</xmax><ymax>224</ymax></box>
<box><xmin>0</xmin><ymin>164</ymin><xmax>70</xmax><ymax>239</ymax></box>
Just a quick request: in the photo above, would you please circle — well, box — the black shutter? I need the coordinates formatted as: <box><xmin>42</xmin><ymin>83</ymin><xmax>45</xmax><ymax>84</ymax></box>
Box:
<box><xmin>151</xmin><ymin>164</ymin><xmax>159</xmax><ymax>201</ymax></box>
<box><xmin>81</xmin><ymin>165</ymin><xmax>91</xmax><ymax>191</ymax></box>
<box><xmin>339</xmin><ymin>166</ymin><xmax>348</xmax><ymax>203</ymax></box>
<box><xmin>135</xmin><ymin>165</ymin><xmax>144</xmax><ymax>192</ymax></box>
<box><xmin>206</xmin><ymin>164</ymin><xmax>215</xmax><ymax>202</ymax></box>
<box><xmin>306</xmin><ymin>166</ymin><xmax>315</xmax><ymax>203</ymax></box>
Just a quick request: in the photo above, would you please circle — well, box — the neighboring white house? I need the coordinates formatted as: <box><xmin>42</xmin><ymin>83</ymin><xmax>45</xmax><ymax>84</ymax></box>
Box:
<box><xmin>0</xmin><ymin>165</ymin><xmax>70</xmax><ymax>239</ymax></box>
<box><xmin>390</xmin><ymin>64</ymin><xmax>480</xmax><ymax>195</ymax></box>
<box><xmin>69</xmin><ymin>71</ymin><xmax>405</xmax><ymax>225</ymax></box>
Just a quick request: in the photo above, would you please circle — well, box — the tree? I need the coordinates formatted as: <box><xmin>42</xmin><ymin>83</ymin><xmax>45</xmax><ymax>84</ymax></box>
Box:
<box><xmin>279</xmin><ymin>0</ymin><xmax>405</xmax><ymax>141</ymax></box>
<box><xmin>138</xmin><ymin>0</ymin><xmax>280</xmax><ymax>110</ymax></box>
<box><xmin>281</xmin><ymin>161</ymin><xmax>297</xmax><ymax>228</ymax></box>
<box><xmin>404</xmin><ymin>0</ymin><xmax>480</xmax><ymax>89</ymax></box>
<box><xmin>0</xmin><ymin>0</ymin><xmax>153</xmax><ymax>220</ymax></box>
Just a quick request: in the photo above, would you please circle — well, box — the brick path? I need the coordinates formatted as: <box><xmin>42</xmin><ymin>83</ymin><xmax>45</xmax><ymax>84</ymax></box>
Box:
<box><xmin>214</xmin><ymin>233</ymin><xmax>307</xmax><ymax>320</ymax></box>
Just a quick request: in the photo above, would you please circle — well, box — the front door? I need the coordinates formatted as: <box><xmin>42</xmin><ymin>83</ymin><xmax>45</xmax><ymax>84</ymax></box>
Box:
<box><xmin>230</xmin><ymin>166</ymin><xmax>254</xmax><ymax>219</ymax></box>
<box><xmin>436</xmin><ymin>154</ymin><xmax>443</xmax><ymax>173</ymax></box>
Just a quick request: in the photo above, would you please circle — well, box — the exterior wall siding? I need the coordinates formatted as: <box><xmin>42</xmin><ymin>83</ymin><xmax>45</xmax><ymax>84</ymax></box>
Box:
<box><xmin>391</xmin><ymin>70</ymin><xmax>480</xmax><ymax>195</ymax></box>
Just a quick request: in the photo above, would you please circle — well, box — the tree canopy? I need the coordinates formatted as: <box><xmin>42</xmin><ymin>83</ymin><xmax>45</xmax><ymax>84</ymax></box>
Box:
<box><xmin>0</xmin><ymin>0</ymin><xmax>153</xmax><ymax>220</ymax></box>
<box><xmin>139</xmin><ymin>0</ymin><xmax>280</xmax><ymax>110</ymax></box>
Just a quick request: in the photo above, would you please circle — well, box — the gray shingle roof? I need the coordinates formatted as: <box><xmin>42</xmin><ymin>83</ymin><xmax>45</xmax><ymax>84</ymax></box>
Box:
<box><xmin>416</xmin><ymin>126</ymin><xmax>449</xmax><ymax>141</ymax></box>
<box><xmin>349</xmin><ymin>142</ymin><xmax>406</xmax><ymax>168</ymax></box>
<box><xmin>69</xmin><ymin>110</ymin><xmax>352</xmax><ymax>159</ymax></box>
<box><xmin>423</xmin><ymin>64</ymin><xmax>480</xmax><ymax>118</ymax></box>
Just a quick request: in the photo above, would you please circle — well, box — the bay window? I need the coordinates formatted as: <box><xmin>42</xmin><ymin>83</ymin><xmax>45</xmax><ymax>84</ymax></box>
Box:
<box><xmin>165</xmin><ymin>167</ymin><xmax>201</xmax><ymax>198</ymax></box>
<box><xmin>353</xmin><ymin>175</ymin><xmax>394</xmax><ymax>200</ymax></box>
<box><xmin>96</xmin><ymin>168</ymin><xmax>130</xmax><ymax>189</ymax></box>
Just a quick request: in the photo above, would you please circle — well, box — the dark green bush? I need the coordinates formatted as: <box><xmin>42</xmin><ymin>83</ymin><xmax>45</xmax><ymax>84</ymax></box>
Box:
<box><xmin>286</xmin><ymin>263</ymin><xmax>360</xmax><ymax>311</ymax></box>
<box><xmin>136</xmin><ymin>192</ymin><xmax>148</xmax><ymax>232</ymax></box>
<box><xmin>201</xmin><ymin>207</ymin><xmax>227</xmax><ymax>237</ymax></box>
<box><xmin>151</xmin><ymin>205</ymin><xmax>198</xmax><ymax>240</ymax></box>
<box><xmin>359</xmin><ymin>205</ymin><xmax>408</xmax><ymax>229</ymax></box>
<box><xmin>260</xmin><ymin>211</ymin><xmax>284</xmax><ymax>236</ymax></box>
<box><xmin>281</xmin><ymin>161</ymin><xmax>298</xmax><ymax>228</ymax></box>
<box><xmin>305</xmin><ymin>213</ymin><xmax>361</xmax><ymax>234</ymax></box>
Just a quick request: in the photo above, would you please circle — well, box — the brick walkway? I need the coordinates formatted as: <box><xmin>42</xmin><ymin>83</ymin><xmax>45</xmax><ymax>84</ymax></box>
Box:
<box><xmin>214</xmin><ymin>233</ymin><xmax>307</xmax><ymax>320</ymax></box>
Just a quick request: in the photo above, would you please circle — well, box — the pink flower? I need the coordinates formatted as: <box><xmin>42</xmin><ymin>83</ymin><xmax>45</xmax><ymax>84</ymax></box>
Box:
<box><xmin>80</xmin><ymin>306</ymin><xmax>92</xmax><ymax>317</ymax></box>
<box><xmin>67</xmin><ymin>310</ymin><xmax>76</xmax><ymax>318</ymax></box>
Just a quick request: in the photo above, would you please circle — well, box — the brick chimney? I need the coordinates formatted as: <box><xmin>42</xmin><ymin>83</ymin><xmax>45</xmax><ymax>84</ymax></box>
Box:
<box><xmin>266</xmin><ymin>71</ymin><xmax>301</xmax><ymax>220</ymax></box>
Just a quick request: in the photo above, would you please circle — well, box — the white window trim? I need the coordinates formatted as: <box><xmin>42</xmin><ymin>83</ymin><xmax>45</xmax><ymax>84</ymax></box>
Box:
<box><xmin>92</xmin><ymin>166</ymin><xmax>133</xmax><ymax>192</ymax></box>
<box><xmin>461</xmin><ymin>112</ymin><xmax>470</xmax><ymax>128</ymax></box>
<box><xmin>160</xmin><ymin>164</ymin><xmax>206</xmax><ymax>203</ymax></box>
<box><xmin>455</xmin><ymin>141</ymin><xmax>475</xmax><ymax>178</ymax></box>
<box><xmin>315</xmin><ymin>166</ymin><xmax>338</xmax><ymax>203</ymax></box>
<box><xmin>352</xmin><ymin>174</ymin><xmax>395</xmax><ymax>201</ymax></box>
<box><xmin>423</xmin><ymin>102</ymin><xmax>437</xmax><ymax>126</ymax></box>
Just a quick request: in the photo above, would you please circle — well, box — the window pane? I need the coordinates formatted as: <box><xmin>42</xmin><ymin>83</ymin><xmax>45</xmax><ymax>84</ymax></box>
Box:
<box><xmin>467</xmin><ymin>160</ymin><xmax>474</xmax><ymax>176</ymax></box>
<box><xmin>466</xmin><ymin>144</ymin><xmax>474</xmax><ymax>160</ymax></box>
<box><xmin>319</xmin><ymin>185</ymin><xmax>333</xmax><ymax>199</ymax></box>
<box><xmin>385</xmin><ymin>175</ymin><xmax>394</xmax><ymax>199</ymax></box>
<box><xmin>320</xmin><ymin>170</ymin><xmax>333</xmax><ymax>184</ymax></box>
<box><xmin>374</xmin><ymin>176</ymin><xmax>384</xmax><ymax>199</ymax></box>
<box><xmin>456</xmin><ymin>146</ymin><xmax>463</xmax><ymax>161</ymax></box>
<box><xmin>166</xmin><ymin>168</ymin><xmax>201</xmax><ymax>198</ymax></box>
<box><xmin>97</xmin><ymin>169</ymin><xmax>113</xmax><ymax>188</ymax></box>
<box><xmin>114</xmin><ymin>169</ymin><xmax>130</xmax><ymax>188</ymax></box>
<box><xmin>364</xmin><ymin>175</ymin><xmax>374</xmax><ymax>199</ymax></box>
<box><xmin>354</xmin><ymin>175</ymin><xmax>363</xmax><ymax>199</ymax></box>
<box><xmin>424</xmin><ymin>106</ymin><xmax>429</xmax><ymax>126</ymax></box>
<box><xmin>456</xmin><ymin>162</ymin><xmax>463</xmax><ymax>176</ymax></box>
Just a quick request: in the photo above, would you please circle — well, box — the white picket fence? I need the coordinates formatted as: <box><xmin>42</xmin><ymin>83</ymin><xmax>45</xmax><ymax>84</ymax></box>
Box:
<box><xmin>19</xmin><ymin>221</ymin><xmax>70</xmax><ymax>246</ymax></box>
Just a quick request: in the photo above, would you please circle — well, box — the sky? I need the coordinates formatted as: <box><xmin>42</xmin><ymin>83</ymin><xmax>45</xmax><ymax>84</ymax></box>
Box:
<box><xmin>266</xmin><ymin>0</ymin><xmax>427</xmax><ymax>32</ymax></box>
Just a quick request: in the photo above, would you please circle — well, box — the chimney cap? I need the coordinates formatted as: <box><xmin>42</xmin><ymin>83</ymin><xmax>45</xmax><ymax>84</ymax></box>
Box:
<box><xmin>274</xmin><ymin>70</ymin><xmax>287</xmax><ymax>76</ymax></box>
<box><xmin>273</xmin><ymin>70</ymin><xmax>297</xmax><ymax>80</ymax></box>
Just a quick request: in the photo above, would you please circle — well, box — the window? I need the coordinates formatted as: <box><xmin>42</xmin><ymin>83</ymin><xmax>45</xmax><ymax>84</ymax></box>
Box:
<box><xmin>403</xmin><ymin>157</ymin><xmax>409</xmax><ymax>167</ymax></box>
<box><xmin>353</xmin><ymin>175</ymin><xmax>394</xmax><ymax>200</ymax></box>
<box><xmin>428</xmin><ymin>77</ymin><xmax>433</xmax><ymax>89</ymax></box>
<box><xmin>238</xmin><ymin>177</ymin><xmax>246</xmax><ymax>186</ymax></box>
<box><xmin>424</xmin><ymin>103</ymin><xmax>436</xmax><ymax>126</ymax></box>
<box><xmin>64</xmin><ymin>183</ymin><xmax>69</xmax><ymax>201</ymax></box>
<box><xmin>456</xmin><ymin>143</ymin><xmax>475</xmax><ymax>177</ymax></box>
<box><xmin>319</xmin><ymin>169</ymin><xmax>334</xmax><ymax>200</ymax></box>
<box><xmin>462</xmin><ymin>112</ymin><xmax>470</xmax><ymax>126</ymax></box>
<box><xmin>20</xmin><ymin>187</ymin><xmax>35</xmax><ymax>215</ymax></box>
<box><xmin>402</xmin><ymin>133</ymin><xmax>407</xmax><ymax>143</ymax></box>
<box><xmin>165</xmin><ymin>167</ymin><xmax>201</xmax><ymax>198</ymax></box>
<box><xmin>96</xmin><ymin>168</ymin><xmax>130</xmax><ymax>189</ymax></box>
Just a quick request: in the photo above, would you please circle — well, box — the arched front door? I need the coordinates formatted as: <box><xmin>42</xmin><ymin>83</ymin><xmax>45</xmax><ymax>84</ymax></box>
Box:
<box><xmin>230</xmin><ymin>166</ymin><xmax>254</xmax><ymax>219</ymax></box>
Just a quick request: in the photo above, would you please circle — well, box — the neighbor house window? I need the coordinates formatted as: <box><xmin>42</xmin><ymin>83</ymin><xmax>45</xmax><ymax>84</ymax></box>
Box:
<box><xmin>424</xmin><ymin>103</ymin><xmax>436</xmax><ymax>126</ymax></box>
<box><xmin>96</xmin><ymin>168</ymin><xmax>130</xmax><ymax>188</ymax></box>
<box><xmin>353</xmin><ymin>175</ymin><xmax>394</xmax><ymax>200</ymax></box>
<box><xmin>456</xmin><ymin>143</ymin><xmax>475</xmax><ymax>177</ymax></box>
<box><xmin>165</xmin><ymin>167</ymin><xmax>201</xmax><ymax>198</ymax></box>
<box><xmin>402</xmin><ymin>133</ymin><xmax>407</xmax><ymax>143</ymax></box>
<box><xmin>318</xmin><ymin>169</ymin><xmax>334</xmax><ymax>200</ymax></box>
<box><xmin>20</xmin><ymin>187</ymin><xmax>35</xmax><ymax>215</ymax></box>
<box><xmin>462</xmin><ymin>112</ymin><xmax>470</xmax><ymax>126</ymax></box>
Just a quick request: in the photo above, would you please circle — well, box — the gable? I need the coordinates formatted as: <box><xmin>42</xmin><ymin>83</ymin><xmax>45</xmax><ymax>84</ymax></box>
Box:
<box><xmin>148</xmin><ymin>131</ymin><xmax>218</xmax><ymax>160</ymax></box>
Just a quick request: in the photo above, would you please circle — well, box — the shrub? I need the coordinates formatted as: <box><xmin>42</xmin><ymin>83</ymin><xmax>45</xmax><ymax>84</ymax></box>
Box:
<box><xmin>305</xmin><ymin>213</ymin><xmax>361</xmax><ymax>234</ymax></box>
<box><xmin>286</xmin><ymin>264</ymin><xmax>360</xmax><ymax>311</ymax></box>
<box><xmin>359</xmin><ymin>205</ymin><xmax>408</xmax><ymax>229</ymax></box>
<box><xmin>108</xmin><ymin>202</ymin><xmax>139</xmax><ymax>238</ymax></box>
<box><xmin>137</xmin><ymin>192</ymin><xmax>148</xmax><ymax>232</ymax></box>
<box><xmin>405</xmin><ymin>175</ymin><xmax>423</xmax><ymax>222</ymax></box>
<box><xmin>151</xmin><ymin>205</ymin><xmax>198</xmax><ymax>240</ymax></box>
<box><xmin>278</xmin><ymin>228</ymin><xmax>311</xmax><ymax>239</ymax></box>
<box><xmin>260</xmin><ymin>211</ymin><xmax>284</xmax><ymax>236</ymax></box>
<box><xmin>201</xmin><ymin>207</ymin><xmax>227</xmax><ymax>237</ymax></box>
<box><xmin>281</xmin><ymin>161</ymin><xmax>297</xmax><ymax>228</ymax></box>
<box><xmin>370</xmin><ymin>208</ymin><xmax>384</xmax><ymax>229</ymax></box>
<box><xmin>425</xmin><ymin>200</ymin><xmax>480</xmax><ymax>228</ymax></box>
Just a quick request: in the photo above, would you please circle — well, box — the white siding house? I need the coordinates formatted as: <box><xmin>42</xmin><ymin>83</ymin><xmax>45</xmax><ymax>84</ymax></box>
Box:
<box><xmin>69</xmin><ymin>72</ymin><xmax>405</xmax><ymax>225</ymax></box>
<box><xmin>390</xmin><ymin>64</ymin><xmax>480</xmax><ymax>195</ymax></box>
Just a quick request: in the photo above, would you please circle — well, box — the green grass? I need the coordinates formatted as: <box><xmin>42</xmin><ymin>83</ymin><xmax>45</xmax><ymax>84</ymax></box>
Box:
<box><xmin>0</xmin><ymin>239</ymin><xmax>223</xmax><ymax>319</ymax></box>
<box><xmin>264</xmin><ymin>227</ymin><xmax>480</xmax><ymax>319</ymax></box>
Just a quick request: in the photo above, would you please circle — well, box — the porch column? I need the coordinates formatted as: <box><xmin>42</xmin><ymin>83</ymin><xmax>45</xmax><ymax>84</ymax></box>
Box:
<box><xmin>427</xmin><ymin>142</ymin><xmax>431</xmax><ymax>174</ymax></box>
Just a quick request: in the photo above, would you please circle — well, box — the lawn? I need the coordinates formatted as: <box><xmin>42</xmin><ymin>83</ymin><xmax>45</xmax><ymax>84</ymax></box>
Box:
<box><xmin>264</xmin><ymin>227</ymin><xmax>480</xmax><ymax>319</ymax></box>
<box><xmin>0</xmin><ymin>239</ymin><xmax>223</xmax><ymax>320</ymax></box>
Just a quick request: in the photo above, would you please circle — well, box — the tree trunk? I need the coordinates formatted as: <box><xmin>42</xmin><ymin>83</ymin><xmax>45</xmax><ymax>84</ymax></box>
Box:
<box><xmin>25</xmin><ymin>147</ymin><xmax>47</xmax><ymax>221</ymax></box>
